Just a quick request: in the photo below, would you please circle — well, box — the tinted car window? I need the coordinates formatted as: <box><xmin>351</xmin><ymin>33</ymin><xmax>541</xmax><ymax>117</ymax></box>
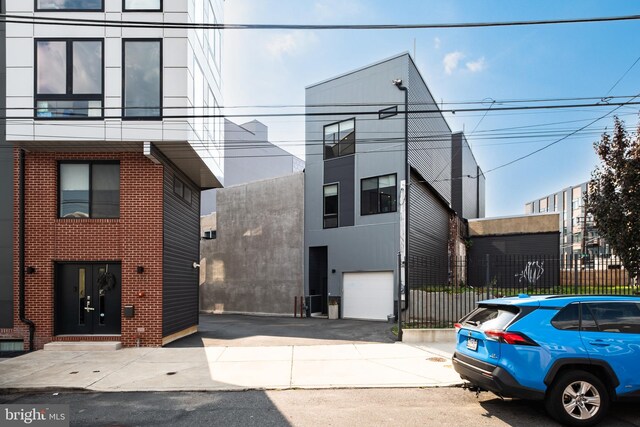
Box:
<box><xmin>462</xmin><ymin>305</ymin><xmax>518</xmax><ymax>331</ymax></box>
<box><xmin>552</xmin><ymin>303</ymin><xmax>579</xmax><ymax>330</ymax></box>
<box><xmin>581</xmin><ymin>304</ymin><xmax>599</xmax><ymax>332</ymax></box>
<box><xmin>587</xmin><ymin>302</ymin><xmax>640</xmax><ymax>334</ymax></box>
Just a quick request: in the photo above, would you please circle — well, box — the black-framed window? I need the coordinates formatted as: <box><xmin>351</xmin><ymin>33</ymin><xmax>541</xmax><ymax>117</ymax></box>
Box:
<box><xmin>35</xmin><ymin>39</ymin><xmax>104</xmax><ymax>119</ymax></box>
<box><xmin>35</xmin><ymin>0</ymin><xmax>103</xmax><ymax>11</ymax></box>
<box><xmin>123</xmin><ymin>0</ymin><xmax>162</xmax><ymax>11</ymax></box>
<box><xmin>173</xmin><ymin>176</ymin><xmax>192</xmax><ymax>205</ymax></box>
<box><xmin>324</xmin><ymin>118</ymin><xmax>355</xmax><ymax>159</ymax></box>
<box><xmin>59</xmin><ymin>162</ymin><xmax>119</xmax><ymax>218</ymax></box>
<box><xmin>123</xmin><ymin>39</ymin><xmax>162</xmax><ymax>119</ymax></box>
<box><xmin>323</xmin><ymin>184</ymin><xmax>338</xmax><ymax>229</ymax></box>
<box><xmin>361</xmin><ymin>174</ymin><xmax>397</xmax><ymax>215</ymax></box>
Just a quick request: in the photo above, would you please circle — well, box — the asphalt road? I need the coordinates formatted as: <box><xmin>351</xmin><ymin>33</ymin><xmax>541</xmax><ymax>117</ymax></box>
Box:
<box><xmin>1</xmin><ymin>388</ymin><xmax>639</xmax><ymax>427</ymax></box>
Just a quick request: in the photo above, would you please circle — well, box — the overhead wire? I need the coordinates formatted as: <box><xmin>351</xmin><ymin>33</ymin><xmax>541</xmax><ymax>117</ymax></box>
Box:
<box><xmin>3</xmin><ymin>13</ymin><xmax>640</xmax><ymax>30</ymax></box>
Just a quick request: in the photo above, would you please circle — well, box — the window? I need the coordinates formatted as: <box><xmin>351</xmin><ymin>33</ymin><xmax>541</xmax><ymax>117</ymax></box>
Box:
<box><xmin>584</xmin><ymin>302</ymin><xmax>640</xmax><ymax>334</ymax></box>
<box><xmin>123</xmin><ymin>40</ymin><xmax>162</xmax><ymax>119</ymax></box>
<box><xmin>323</xmin><ymin>184</ymin><xmax>338</xmax><ymax>229</ymax></box>
<box><xmin>539</xmin><ymin>197</ymin><xmax>548</xmax><ymax>213</ymax></box>
<box><xmin>173</xmin><ymin>176</ymin><xmax>192</xmax><ymax>205</ymax></box>
<box><xmin>551</xmin><ymin>303</ymin><xmax>580</xmax><ymax>330</ymax></box>
<box><xmin>361</xmin><ymin>174</ymin><xmax>397</xmax><ymax>215</ymax></box>
<box><xmin>59</xmin><ymin>162</ymin><xmax>119</xmax><ymax>218</ymax></box>
<box><xmin>36</xmin><ymin>0</ymin><xmax>102</xmax><ymax>11</ymax></box>
<box><xmin>324</xmin><ymin>119</ymin><xmax>355</xmax><ymax>159</ymax></box>
<box><xmin>461</xmin><ymin>305</ymin><xmax>519</xmax><ymax>331</ymax></box>
<box><xmin>123</xmin><ymin>0</ymin><xmax>161</xmax><ymax>11</ymax></box>
<box><xmin>35</xmin><ymin>39</ymin><xmax>103</xmax><ymax>119</ymax></box>
<box><xmin>203</xmin><ymin>230</ymin><xmax>216</xmax><ymax>240</ymax></box>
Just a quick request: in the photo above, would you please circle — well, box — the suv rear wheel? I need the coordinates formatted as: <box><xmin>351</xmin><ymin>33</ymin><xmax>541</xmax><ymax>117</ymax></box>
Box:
<box><xmin>545</xmin><ymin>370</ymin><xmax>609</xmax><ymax>426</ymax></box>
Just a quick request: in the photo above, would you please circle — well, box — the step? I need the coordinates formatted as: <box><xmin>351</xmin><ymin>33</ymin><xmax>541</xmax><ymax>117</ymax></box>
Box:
<box><xmin>44</xmin><ymin>341</ymin><xmax>122</xmax><ymax>351</ymax></box>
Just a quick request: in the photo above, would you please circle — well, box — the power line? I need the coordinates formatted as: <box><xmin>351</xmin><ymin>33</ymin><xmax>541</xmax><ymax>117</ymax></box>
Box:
<box><xmin>3</xmin><ymin>13</ymin><xmax>640</xmax><ymax>30</ymax></box>
<box><xmin>482</xmin><ymin>93</ymin><xmax>640</xmax><ymax>175</ymax></box>
<box><xmin>5</xmin><ymin>100</ymin><xmax>640</xmax><ymax>120</ymax></box>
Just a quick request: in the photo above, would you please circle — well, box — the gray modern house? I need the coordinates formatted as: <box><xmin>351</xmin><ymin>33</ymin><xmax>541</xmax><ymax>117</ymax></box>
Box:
<box><xmin>304</xmin><ymin>53</ymin><xmax>483</xmax><ymax>321</ymax></box>
<box><xmin>201</xmin><ymin>119</ymin><xmax>304</xmax><ymax>215</ymax></box>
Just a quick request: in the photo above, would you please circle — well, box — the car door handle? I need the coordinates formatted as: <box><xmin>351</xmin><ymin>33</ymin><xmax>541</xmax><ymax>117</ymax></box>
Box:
<box><xmin>588</xmin><ymin>340</ymin><xmax>610</xmax><ymax>347</ymax></box>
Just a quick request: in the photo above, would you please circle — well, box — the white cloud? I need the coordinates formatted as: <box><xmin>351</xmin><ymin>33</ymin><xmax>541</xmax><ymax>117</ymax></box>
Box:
<box><xmin>466</xmin><ymin>57</ymin><xmax>487</xmax><ymax>73</ymax></box>
<box><xmin>443</xmin><ymin>51</ymin><xmax>464</xmax><ymax>75</ymax></box>
<box><xmin>265</xmin><ymin>32</ymin><xmax>318</xmax><ymax>58</ymax></box>
<box><xmin>434</xmin><ymin>37</ymin><xmax>441</xmax><ymax>49</ymax></box>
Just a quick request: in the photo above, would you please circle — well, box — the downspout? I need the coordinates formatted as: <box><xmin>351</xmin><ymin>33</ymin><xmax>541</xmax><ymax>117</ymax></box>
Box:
<box><xmin>18</xmin><ymin>148</ymin><xmax>35</xmax><ymax>351</ymax></box>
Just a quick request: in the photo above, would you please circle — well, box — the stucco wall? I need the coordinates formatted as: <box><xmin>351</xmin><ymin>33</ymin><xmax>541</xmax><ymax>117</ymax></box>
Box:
<box><xmin>200</xmin><ymin>173</ymin><xmax>304</xmax><ymax>315</ymax></box>
<box><xmin>468</xmin><ymin>213</ymin><xmax>559</xmax><ymax>236</ymax></box>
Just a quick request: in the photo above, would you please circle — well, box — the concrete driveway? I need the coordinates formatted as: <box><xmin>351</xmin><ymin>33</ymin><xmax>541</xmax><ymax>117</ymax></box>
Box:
<box><xmin>167</xmin><ymin>314</ymin><xmax>398</xmax><ymax>347</ymax></box>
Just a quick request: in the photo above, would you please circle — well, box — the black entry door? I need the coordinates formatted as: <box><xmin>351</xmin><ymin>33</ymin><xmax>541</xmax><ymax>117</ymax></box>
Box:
<box><xmin>55</xmin><ymin>263</ymin><xmax>121</xmax><ymax>335</ymax></box>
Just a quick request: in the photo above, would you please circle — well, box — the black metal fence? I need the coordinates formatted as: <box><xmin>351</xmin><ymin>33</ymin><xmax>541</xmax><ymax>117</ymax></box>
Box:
<box><xmin>401</xmin><ymin>254</ymin><xmax>637</xmax><ymax>329</ymax></box>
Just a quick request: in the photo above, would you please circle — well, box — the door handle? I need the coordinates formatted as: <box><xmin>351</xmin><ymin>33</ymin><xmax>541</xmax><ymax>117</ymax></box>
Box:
<box><xmin>589</xmin><ymin>340</ymin><xmax>610</xmax><ymax>347</ymax></box>
<box><xmin>85</xmin><ymin>300</ymin><xmax>95</xmax><ymax>312</ymax></box>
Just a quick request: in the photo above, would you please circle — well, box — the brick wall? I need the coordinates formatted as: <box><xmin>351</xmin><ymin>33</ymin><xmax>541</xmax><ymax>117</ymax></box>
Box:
<box><xmin>0</xmin><ymin>149</ymin><xmax>164</xmax><ymax>349</ymax></box>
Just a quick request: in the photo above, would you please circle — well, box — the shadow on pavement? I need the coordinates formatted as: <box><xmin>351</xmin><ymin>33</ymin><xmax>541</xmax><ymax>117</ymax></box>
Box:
<box><xmin>167</xmin><ymin>313</ymin><xmax>397</xmax><ymax>347</ymax></box>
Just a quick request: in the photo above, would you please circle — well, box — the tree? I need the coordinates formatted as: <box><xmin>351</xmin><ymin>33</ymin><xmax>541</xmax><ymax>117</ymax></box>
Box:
<box><xmin>588</xmin><ymin>115</ymin><xmax>640</xmax><ymax>285</ymax></box>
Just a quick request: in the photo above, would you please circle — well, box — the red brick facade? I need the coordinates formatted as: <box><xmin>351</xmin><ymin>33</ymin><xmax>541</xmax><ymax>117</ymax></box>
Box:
<box><xmin>0</xmin><ymin>149</ymin><xmax>165</xmax><ymax>349</ymax></box>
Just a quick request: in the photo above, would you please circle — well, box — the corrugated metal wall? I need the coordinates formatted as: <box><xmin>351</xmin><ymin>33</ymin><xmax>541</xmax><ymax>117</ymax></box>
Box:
<box><xmin>407</xmin><ymin>59</ymin><xmax>452</xmax><ymax>204</ymax></box>
<box><xmin>409</xmin><ymin>171</ymin><xmax>450</xmax><ymax>285</ymax></box>
<box><xmin>163</xmin><ymin>164</ymin><xmax>200</xmax><ymax>337</ymax></box>
<box><xmin>467</xmin><ymin>232</ymin><xmax>560</xmax><ymax>287</ymax></box>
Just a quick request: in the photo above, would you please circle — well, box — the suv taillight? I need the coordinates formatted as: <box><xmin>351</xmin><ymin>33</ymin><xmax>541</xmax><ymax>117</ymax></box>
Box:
<box><xmin>485</xmin><ymin>330</ymin><xmax>539</xmax><ymax>346</ymax></box>
<box><xmin>454</xmin><ymin>323</ymin><xmax>462</xmax><ymax>333</ymax></box>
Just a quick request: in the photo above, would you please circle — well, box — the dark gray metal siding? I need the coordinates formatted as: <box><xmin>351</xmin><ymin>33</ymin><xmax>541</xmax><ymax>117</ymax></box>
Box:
<box><xmin>467</xmin><ymin>232</ymin><xmax>560</xmax><ymax>287</ymax></box>
<box><xmin>163</xmin><ymin>164</ymin><xmax>200</xmax><ymax>337</ymax></box>
<box><xmin>324</xmin><ymin>155</ymin><xmax>355</xmax><ymax>227</ymax></box>
<box><xmin>451</xmin><ymin>132</ymin><xmax>482</xmax><ymax>219</ymax></box>
<box><xmin>451</xmin><ymin>133</ymin><xmax>463</xmax><ymax>216</ymax></box>
<box><xmin>407</xmin><ymin>58</ymin><xmax>452</xmax><ymax>204</ymax></box>
<box><xmin>0</xmin><ymin>0</ymin><xmax>12</xmax><ymax>328</ymax></box>
<box><xmin>477</xmin><ymin>168</ymin><xmax>485</xmax><ymax>219</ymax></box>
<box><xmin>409</xmin><ymin>171</ymin><xmax>450</xmax><ymax>285</ymax></box>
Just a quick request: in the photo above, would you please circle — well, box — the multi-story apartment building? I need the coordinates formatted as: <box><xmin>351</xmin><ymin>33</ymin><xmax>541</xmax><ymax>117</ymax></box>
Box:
<box><xmin>0</xmin><ymin>0</ymin><xmax>224</xmax><ymax>351</ymax></box>
<box><xmin>525</xmin><ymin>181</ymin><xmax>610</xmax><ymax>258</ymax></box>
<box><xmin>304</xmin><ymin>53</ymin><xmax>484</xmax><ymax>321</ymax></box>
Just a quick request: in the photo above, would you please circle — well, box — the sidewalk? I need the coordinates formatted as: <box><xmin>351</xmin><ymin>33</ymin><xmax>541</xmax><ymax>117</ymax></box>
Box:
<box><xmin>0</xmin><ymin>342</ymin><xmax>461</xmax><ymax>392</ymax></box>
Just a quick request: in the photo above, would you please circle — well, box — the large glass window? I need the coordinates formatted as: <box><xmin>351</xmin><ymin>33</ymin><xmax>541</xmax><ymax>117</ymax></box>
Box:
<box><xmin>59</xmin><ymin>163</ymin><xmax>119</xmax><ymax>218</ymax></box>
<box><xmin>123</xmin><ymin>40</ymin><xmax>162</xmax><ymax>119</ymax></box>
<box><xmin>324</xmin><ymin>119</ymin><xmax>355</xmax><ymax>159</ymax></box>
<box><xmin>36</xmin><ymin>0</ymin><xmax>102</xmax><ymax>10</ymax></box>
<box><xmin>361</xmin><ymin>174</ymin><xmax>397</xmax><ymax>215</ymax></box>
<box><xmin>35</xmin><ymin>40</ymin><xmax>103</xmax><ymax>119</ymax></box>
<box><xmin>323</xmin><ymin>184</ymin><xmax>338</xmax><ymax>229</ymax></box>
<box><xmin>123</xmin><ymin>0</ymin><xmax>161</xmax><ymax>11</ymax></box>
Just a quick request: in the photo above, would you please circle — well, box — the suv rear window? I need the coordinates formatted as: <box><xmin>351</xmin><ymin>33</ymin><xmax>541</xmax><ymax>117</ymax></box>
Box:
<box><xmin>551</xmin><ymin>303</ymin><xmax>580</xmax><ymax>330</ymax></box>
<box><xmin>462</xmin><ymin>305</ymin><xmax>519</xmax><ymax>331</ymax></box>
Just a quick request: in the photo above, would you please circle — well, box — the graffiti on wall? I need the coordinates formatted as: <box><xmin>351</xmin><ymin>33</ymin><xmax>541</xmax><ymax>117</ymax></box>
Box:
<box><xmin>515</xmin><ymin>261</ymin><xmax>545</xmax><ymax>285</ymax></box>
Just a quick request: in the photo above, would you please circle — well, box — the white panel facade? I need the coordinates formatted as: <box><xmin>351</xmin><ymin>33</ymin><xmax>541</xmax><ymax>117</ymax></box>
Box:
<box><xmin>5</xmin><ymin>0</ymin><xmax>224</xmax><ymax>184</ymax></box>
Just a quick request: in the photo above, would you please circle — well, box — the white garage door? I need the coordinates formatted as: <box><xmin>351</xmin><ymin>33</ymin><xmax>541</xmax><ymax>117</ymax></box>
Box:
<box><xmin>343</xmin><ymin>271</ymin><xmax>394</xmax><ymax>321</ymax></box>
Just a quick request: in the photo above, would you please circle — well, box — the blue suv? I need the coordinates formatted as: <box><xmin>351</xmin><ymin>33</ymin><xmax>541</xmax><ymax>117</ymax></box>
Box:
<box><xmin>452</xmin><ymin>295</ymin><xmax>640</xmax><ymax>426</ymax></box>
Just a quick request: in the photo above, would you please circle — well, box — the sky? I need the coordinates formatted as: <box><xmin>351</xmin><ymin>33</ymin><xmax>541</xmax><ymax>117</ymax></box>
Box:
<box><xmin>222</xmin><ymin>0</ymin><xmax>640</xmax><ymax>217</ymax></box>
